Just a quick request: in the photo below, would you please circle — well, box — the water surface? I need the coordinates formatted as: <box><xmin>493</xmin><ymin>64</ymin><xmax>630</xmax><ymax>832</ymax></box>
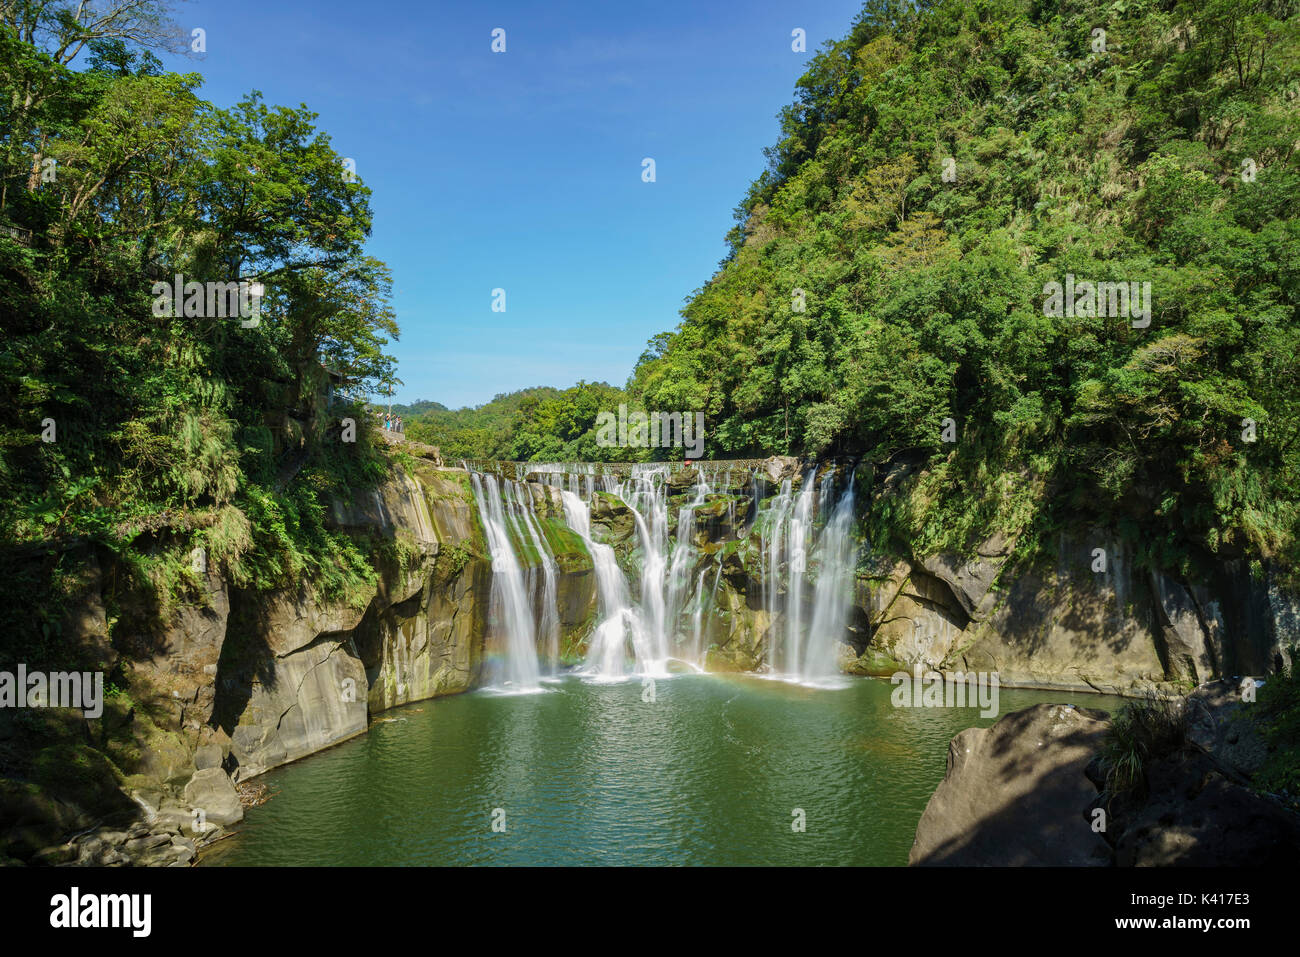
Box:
<box><xmin>204</xmin><ymin>674</ymin><xmax>1122</xmax><ymax>866</ymax></box>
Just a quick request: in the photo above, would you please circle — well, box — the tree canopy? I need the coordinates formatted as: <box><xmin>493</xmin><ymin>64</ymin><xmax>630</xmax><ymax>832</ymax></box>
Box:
<box><xmin>1</xmin><ymin>14</ymin><xmax>400</xmax><ymax>646</ymax></box>
<box><xmin>624</xmin><ymin>0</ymin><xmax>1300</xmax><ymax>574</ymax></box>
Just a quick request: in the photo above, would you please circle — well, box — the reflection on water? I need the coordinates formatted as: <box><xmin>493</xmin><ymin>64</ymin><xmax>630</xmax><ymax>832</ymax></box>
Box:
<box><xmin>203</xmin><ymin>673</ymin><xmax>1123</xmax><ymax>866</ymax></box>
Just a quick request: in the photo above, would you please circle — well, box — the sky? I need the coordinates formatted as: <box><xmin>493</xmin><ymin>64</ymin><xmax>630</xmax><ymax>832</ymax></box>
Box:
<box><xmin>156</xmin><ymin>0</ymin><xmax>865</xmax><ymax>409</ymax></box>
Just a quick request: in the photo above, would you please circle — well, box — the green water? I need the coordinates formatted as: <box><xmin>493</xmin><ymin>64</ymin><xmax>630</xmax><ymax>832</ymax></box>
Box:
<box><xmin>204</xmin><ymin>673</ymin><xmax>1122</xmax><ymax>866</ymax></box>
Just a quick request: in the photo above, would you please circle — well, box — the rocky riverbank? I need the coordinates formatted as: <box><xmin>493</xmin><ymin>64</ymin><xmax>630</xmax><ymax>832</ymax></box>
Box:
<box><xmin>910</xmin><ymin>682</ymin><xmax>1300</xmax><ymax>866</ymax></box>
<box><xmin>4</xmin><ymin>454</ymin><xmax>1297</xmax><ymax>866</ymax></box>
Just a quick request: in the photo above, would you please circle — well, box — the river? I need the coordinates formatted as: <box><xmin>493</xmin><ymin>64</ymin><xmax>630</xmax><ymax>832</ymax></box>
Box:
<box><xmin>203</xmin><ymin>672</ymin><xmax>1122</xmax><ymax>866</ymax></box>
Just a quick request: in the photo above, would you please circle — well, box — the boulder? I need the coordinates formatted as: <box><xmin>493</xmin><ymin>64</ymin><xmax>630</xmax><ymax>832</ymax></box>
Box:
<box><xmin>1110</xmin><ymin>754</ymin><xmax>1300</xmax><ymax>866</ymax></box>
<box><xmin>193</xmin><ymin>743</ymin><xmax>224</xmax><ymax>771</ymax></box>
<box><xmin>667</xmin><ymin>467</ymin><xmax>699</xmax><ymax>491</ymax></box>
<box><xmin>182</xmin><ymin>768</ymin><xmax>243</xmax><ymax>826</ymax></box>
<box><xmin>910</xmin><ymin>703</ymin><xmax>1113</xmax><ymax>866</ymax></box>
<box><xmin>761</xmin><ymin>455</ymin><xmax>802</xmax><ymax>484</ymax></box>
<box><xmin>920</xmin><ymin>552</ymin><xmax>1002</xmax><ymax>623</ymax></box>
<box><xmin>590</xmin><ymin>491</ymin><xmax>636</xmax><ymax>544</ymax></box>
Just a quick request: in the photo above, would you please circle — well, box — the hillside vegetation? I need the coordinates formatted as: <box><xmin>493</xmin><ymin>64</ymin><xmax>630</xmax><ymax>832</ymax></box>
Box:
<box><xmin>0</xmin><ymin>5</ymin><xmax>400</xmax><ymax>656</ymax></box>
<box><xmin>624</xmin><ymin>0</ymin><xmax>1300</xmax><ymax>574</ymax></box>
<box><xmin>405</xmin><ymin>383</ymin><xmax>628</xmax><ymax>463</ymax></box>
<box><xmin>402</xmin><ymin>0</ymin><xmax>1298</xmax><ymax>580</ymax></box>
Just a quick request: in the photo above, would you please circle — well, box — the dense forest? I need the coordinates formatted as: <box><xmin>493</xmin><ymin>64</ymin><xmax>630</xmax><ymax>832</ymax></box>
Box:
<box><xmin>3</xmin><ymin>0</ymin><xmax>1299</xmax><ymax>646</ymax></box>
<box><xmin>404</xmin><ymin>382</ymin><xmax>627</xmax><ymax>462</ymax></box>
<box><xmin>1</xmin><ymin>1</ymin><xmax>401</xmax><ymax>654</ymax></box>
<box><xmin>411</xmin><ymin>0</ymin><xmax>1300</xmax><ymax>580</ymax></box>
<box><xmin>0</xmin><ymin>0</ymin><xmax>1298</xmax><ymax>871</ymax></box>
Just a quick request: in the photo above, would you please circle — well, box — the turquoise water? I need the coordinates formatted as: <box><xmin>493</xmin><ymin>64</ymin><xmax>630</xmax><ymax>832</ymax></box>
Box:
<box><xmin>204</xmin><ymin>673</ymin><xmax>1122</xmax><ymax>866</ymax></box>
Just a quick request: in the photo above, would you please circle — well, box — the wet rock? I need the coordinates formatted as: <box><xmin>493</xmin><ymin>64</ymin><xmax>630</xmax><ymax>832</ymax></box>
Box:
<box><xmin>123</xmin><ymin>833</ymin><xmax>172</xmax><ymax>854</ymax></box>
<box><xmin>142</xmin><ymin>842</ymin><xmax>195</xmax><ymax>867</ymax></box>
<box><xmin>170</xmin><ymin>835</ymin><xmax>197</xmax><ymax>855</ymax></box>
<box><xmin>761</xmin><ymin>455</ymin><xmax>801</xmax><ymax>484</ymax></box>
<box><xmin>589</xmin><ymin>491</ymin><xmax>636</xmax><ymax>543</ymax></box>
<box><xmin>667</xmin><ymin>467</ymin><xmax>699</xmax><ymax>491</ymax></box>
<box><xmin>153</xmin><ymin>805</ymin><xmax>193</xmax><ymax>834</ymax></box>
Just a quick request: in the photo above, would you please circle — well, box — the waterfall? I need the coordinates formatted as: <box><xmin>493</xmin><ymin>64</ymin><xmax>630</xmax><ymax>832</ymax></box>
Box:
<box><xmin>755</xmin><ymin>468</ymin><xmax>860</xmax><ymax>683</ymax></box>
<box><xmin>761</xmin><ymin>478</ymin><xmax>793</xmax><ymax>667</ymax></box>
<box><xmin>782</xmin><ymin>474</ymin><xmax>817</xmax><ymax>678</ymax></box>
<box><xmin>690</xmin><ymin>568</ymin><xmax>709</xmax><ymax>663</ymax></box>
<box><xmin>615</xmin><ymin>466</ymin><xmax>672</xmax><ymax>672</ymax></box>
<box><xmin>666</xmin><ymin>472</ymin><xmax>711</xmax><ymax>666</ymax></box>
<box><xmin>803</xmin><ymin>477</ymin><xmax>857</xmax><ymax>684</ymax></box>
<box><xmin>560</xmin><ymin>490</ymin><xmax>655</xmax><ymax>679</ymax></box>
<box><xmin>464</xmin><ymin>459</ymin><xmax>859</xmax><ymax>690</ymax></box>
<box><xmin>470</xmin><ymin>473</ymin><xmax>542</xmax><ymax>691</ymax></box>
<box><xmin>504</xmin><ymin>480</ymin><xmax>560</xmax><ymax>675</ymax></box>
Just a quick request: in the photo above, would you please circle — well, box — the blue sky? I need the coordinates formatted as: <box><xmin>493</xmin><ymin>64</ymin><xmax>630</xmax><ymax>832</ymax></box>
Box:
<box><xmin>159</xmin><ymin>0</ymin><xmax>864</xmax><ymax>408</ymax></box>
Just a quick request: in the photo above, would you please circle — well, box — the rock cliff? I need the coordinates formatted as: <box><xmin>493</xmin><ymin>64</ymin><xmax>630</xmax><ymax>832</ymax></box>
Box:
<box><xmin>6</xmin><ymin>455</ymin><xmax>1296</xmax><ymax>867</ymax></box>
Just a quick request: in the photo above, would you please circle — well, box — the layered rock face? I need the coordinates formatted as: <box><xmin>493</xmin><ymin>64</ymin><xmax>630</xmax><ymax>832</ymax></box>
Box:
<box><xmin>5</xmin><ymin>463</ymin><xmax>598</xmax><ymax>864</ymax></box>
<box><xmin>142</xmin><ymin>458</ymin><xmax>1298</xmax><ymax>777</ymax></box>
<box><xmin>834</xmin><ymin>455</ymin><xmax>1296</xmax><ymax>695</ymax></box>
<box><xmin>570</xmin><ymin>458</ymin><xmax>1296</xmax><ymax>693</ymax></box>
<box><xmin>842</xmin><ymin>532</ymin><xmax>1295</xmax><ymax>696</ymax></box>
<box><xmin>7</xmin><ymin>455</ymin><xmax>1296</xmax><ymax>866</ymax></box>
<box><xmin>202</xmin><ymin>465</ymin><xmax>599</xmax><ymax>781</ymax></box>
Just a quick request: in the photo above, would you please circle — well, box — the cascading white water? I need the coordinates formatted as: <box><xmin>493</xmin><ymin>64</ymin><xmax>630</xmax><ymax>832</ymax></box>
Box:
<box><xmin>754</xmin><ymin>468</ymin><xmax>860</xmax><ymax>683</ymax></box>
<box><xmin>803</xmin><ymin>477</ymin><xmax>857</xmax><ymax>684</ymax></box>
<box><xmin>690</xmin><ymin>568</ymin><xmax>709</xmax><ymax>662</ymax></box>
<box><xmin>615</xmin><ymin>466</ymin><xmax>672</xmax><ymax>673</ymax></box>
<box><xmin>470</xmin><ymin>473</ymin><xmax>542</xmax><ymax>691</ymax></box>
<box><xmin>665</xmin><ymin>472</ymin><xmax>711</xmax><ymax>665</ymax></box>
<box><xmin>466</xmin><ymin>460</ymin><xmax>858</xmax><ymax>689</ymax></box>
<box><xmin>504</xmin><ymin>480</ymin><xmax>560</xmax><ymax>675</ymax></box>
<box><xmin>560</xmin><ymin>489</ymin><xmax>653</xmax><ymax>678</ymax></box>
<box><xmin>782</xmin><ymin>473</ymin><xmax>817</xmax><ymax>678</ymax></box>
<box><xmin>761</xmin><ymin>478</ymin><xmax>793</xmax><ymax>660</ymax></box>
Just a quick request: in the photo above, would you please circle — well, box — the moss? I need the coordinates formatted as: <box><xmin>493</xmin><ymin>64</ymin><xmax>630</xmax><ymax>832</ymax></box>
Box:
<box><xmin>559</xmin><ymin>593</ymin><xmax>600</xmax><ymax>663</ymax></box>
<box><xmin>435</xmin><ymin>540</ymin><xmax>474</xmax><ymax>581</ymax></box>
<box><xmin>539</xmin><ymin>518</ymin><xmax>591</xmax><ymax>573</ymax></box>
<box><xmin>31</xmin><ymin>742</ymin><xmax>126</xmax><ymax>813</ymax></box>
<box><xmin>846</xmin><ymin>647</ymin><xmax>906</xmax><ymax>677</ymax></box>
